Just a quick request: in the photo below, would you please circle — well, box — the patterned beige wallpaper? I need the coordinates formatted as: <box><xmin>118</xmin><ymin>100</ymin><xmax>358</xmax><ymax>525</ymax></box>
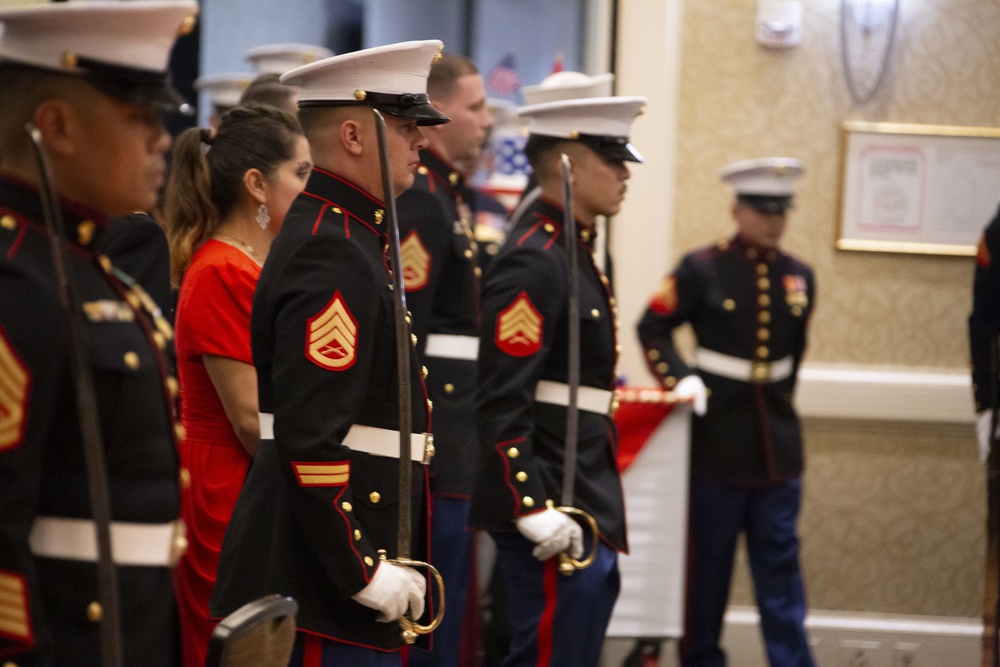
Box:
<box><xmin>731</xmin><ymin>419</ymin><xmax>985</xmax><ymax>617</ymax></box>
<box><xmin>671</xmin><ymin>0</ymin><xmax>1000</xmax><ymax>618</ymax></box>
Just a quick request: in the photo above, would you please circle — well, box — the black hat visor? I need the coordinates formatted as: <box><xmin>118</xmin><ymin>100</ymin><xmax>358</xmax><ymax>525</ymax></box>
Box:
<box><xmin>737</xmin><ymin>194</ymin><xmax>793</xmax><ymax>215</ymax></box>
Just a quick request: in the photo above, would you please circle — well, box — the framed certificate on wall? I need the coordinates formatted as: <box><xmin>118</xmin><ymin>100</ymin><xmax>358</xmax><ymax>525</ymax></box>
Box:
<box><xmin>837</xmin><ymin>121</ymin><xmax>1000</xmax><ymax>256</ymax></box>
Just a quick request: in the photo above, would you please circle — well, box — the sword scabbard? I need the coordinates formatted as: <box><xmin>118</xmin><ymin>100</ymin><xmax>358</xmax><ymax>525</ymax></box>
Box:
<box><xmin>372</xmin><ymin>109</ymin><xmax>446</xmax><ymax>642</ymax></box>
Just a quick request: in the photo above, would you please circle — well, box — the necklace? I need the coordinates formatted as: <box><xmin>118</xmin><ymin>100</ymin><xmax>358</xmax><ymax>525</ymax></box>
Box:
<box><xmin>215</xmin><ymin>232</ymin><xmax>263</xmax><ymax>265</ymax></box>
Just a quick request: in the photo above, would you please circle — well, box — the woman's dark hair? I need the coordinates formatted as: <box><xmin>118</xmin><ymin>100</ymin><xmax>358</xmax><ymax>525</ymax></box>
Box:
<box><xmin>163</xmin><ymin>102</ymin><xmax>303</xmax><ymax>285</ymax></box>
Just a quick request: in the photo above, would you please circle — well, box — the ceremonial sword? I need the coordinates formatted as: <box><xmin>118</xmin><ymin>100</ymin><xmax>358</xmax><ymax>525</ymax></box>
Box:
<box><xmin>27</xmin><ymin>124</ymin><xmax>124</xmax><ymax>667</ymax></box>
<box><xmin>372</xmin><ymin>109</ymin><xmax>445</xmax><ymax>643</ymax></box>
<box><xmin>550</xmin><ymin>153</ymin><xmax>600</xmax><ymax>576</ymax></box>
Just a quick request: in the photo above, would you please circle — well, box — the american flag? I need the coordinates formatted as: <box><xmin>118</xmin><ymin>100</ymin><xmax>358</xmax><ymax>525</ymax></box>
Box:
<box><xmin>485</xmin><ymin>54</ymin><xmax>520</xmax><ymax>95</ymax></box>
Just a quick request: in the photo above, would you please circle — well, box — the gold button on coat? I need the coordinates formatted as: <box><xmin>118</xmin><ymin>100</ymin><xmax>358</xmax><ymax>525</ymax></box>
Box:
<box><xmin>123</xmin><ymin>351</ymin><xmax>140</xmax><ymax>369</ymax></box>
<box><xmin>758</xmin><ymin>294</ymin><xmax>770</xmax><ymax>307</ymax></box>
<box><xmin>87</xmin><ymin>601</ymin><xmax>103</xmax><ymax>622</ymax></box>
<box><xmin>77</xmin><ymin>220</ymin><xmax>96</xmax><ymax>245</ymax></box>
<box><xmin>444</xmin><ymin>383</ymin><xmax>455</xmax><ymax>394</ymax></box>
<box><xmin>522</xmin><ymin>496</ymin><xmax>534</xmax><ymax>508</ymax></box>
<box><xmin>508</xmin><ymin>447</ymin><xmax>519</xmax><ymax>459</ymax></box>
<box><xmin>723</xmin><ymin>299</ymin><xmax>736</xmax><ymax>311</ymax></box>
<box><xmin>515</xmin><ymin>471</ymin><xmax>527</xmax><ymax>482</ymax></box>
<box><xmin>369</xmin><ymin>492</ymin><xmax>381</xmax><ymax>504</ymax></box>
<box><xmin>364</xmin><ymin>556</ymin><xmax>374</xmax><ymax>566</ymax></box>
<box><xmin>342</xmin><ymin>502</ymin><xmax>353</xmax><ymax>512</ymax></box>
<box><xmin>354</xmin><ymin>530</ymin><xmax>362</xmax><ymax>540</ymax></box>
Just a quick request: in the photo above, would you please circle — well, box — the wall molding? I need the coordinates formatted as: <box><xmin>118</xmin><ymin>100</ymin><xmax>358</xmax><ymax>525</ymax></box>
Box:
<box><xmin>723</xmin><ymin>606</ymin><xmax>981</xmax><ymax>667</ymax></box>
<box><xmin>795</xmin><ymin>363</ymin><xmax>974</xmax><ymax>424</ymax></box>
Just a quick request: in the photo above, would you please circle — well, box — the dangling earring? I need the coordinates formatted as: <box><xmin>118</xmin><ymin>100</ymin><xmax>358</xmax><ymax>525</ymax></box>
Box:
<box><xmin>256</xmin><ymin>203</ymin><xmax>270</xmax><ymax>229</ymax></box>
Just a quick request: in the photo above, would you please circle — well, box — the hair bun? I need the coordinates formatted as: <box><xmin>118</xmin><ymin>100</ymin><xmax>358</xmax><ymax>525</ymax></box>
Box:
<box><xmin>200</xmin><ymin>127</ymin><xmax>217</xmax><ymax>145</ymax></box>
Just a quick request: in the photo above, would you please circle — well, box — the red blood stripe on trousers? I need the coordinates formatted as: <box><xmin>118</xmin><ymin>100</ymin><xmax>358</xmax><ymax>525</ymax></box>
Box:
<box><xmin>536</xmin><ymin>557</ymin><xmax>559</xmax><ymax>667</ymax></box>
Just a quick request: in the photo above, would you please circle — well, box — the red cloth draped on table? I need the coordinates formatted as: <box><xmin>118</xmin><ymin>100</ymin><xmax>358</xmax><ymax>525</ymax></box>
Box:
<box><xmin>614</xmin><ymin>387</ymin><xmax>678</xmax><ymax>472</ymax></box>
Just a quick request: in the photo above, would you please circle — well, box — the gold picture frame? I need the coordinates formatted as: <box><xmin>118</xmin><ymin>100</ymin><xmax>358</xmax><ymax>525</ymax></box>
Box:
<box><xmin>837</xmin><ymin>121</ymin><xmax>1000</xmax><ymax>256</ymax></box>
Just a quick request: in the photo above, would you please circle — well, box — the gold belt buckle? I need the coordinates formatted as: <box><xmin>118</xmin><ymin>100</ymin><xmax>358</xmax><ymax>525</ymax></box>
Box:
<box><xmin>422</xmin><ymin>433</ymin><xmax>435</xmax><ymax>465</ymax></box>
<box><xmin>168</xmin><ymin>520</ymin><xmax>188</xmax><ymax>567</ymax></box>
<box><xmin>750</xmin><ymin>361</ymin><xmax>770</xmax><ymax>383</ymax></box>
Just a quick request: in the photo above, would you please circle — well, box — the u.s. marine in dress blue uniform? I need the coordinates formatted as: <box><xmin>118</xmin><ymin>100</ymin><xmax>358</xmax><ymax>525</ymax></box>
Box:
<box><xmin>470</xmin><ymin>93</ymin><xmax>647</xmax><ymax>666</ymax></box>
<box><xmin>210</xmin><ymin>166</ymin><xmax>434</xmax><ymax>651</ymax></box>
<box><xmin>211</xmin><ymin>40</ymin><xmax>449</xmax><ymax>664</ymax></box>
<box><xmin>0</xmin><ymin>177</ymin><xmax>186</xmax><ymax>666</ymax></box>
<box><xmin>470</xmin><ymin>194</ymin><xmax>626</xmax><ymax>665</ymax></box>
<box><xmin>0</xmin><ymin>2</ymin><xmax>196</xmax><ymax>664</ymax></box>
<box><xmin>398</xmin><ymin>148</ymin><xmax>481</xmax><ymax>497</ymax></box>
<box><xmin>638</xmin><ymin>157</ymin><xmax>815</xmax><ymax>667</ymax></box>
<box><xmin>471</xmin><ymin>194</ymin><xmax>626</xmax><ymax>543</ymax></box>
<box><xmin>638</xmin><ymin>234</ymin><xmax>814</xmax><ymax>483</ymax></box>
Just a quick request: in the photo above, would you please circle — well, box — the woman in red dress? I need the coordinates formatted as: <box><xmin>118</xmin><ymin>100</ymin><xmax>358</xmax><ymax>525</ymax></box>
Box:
<box><xmin>163</xmin><ymin>103</ymin><xmax>311</xmax><ymax>666</ymax></box>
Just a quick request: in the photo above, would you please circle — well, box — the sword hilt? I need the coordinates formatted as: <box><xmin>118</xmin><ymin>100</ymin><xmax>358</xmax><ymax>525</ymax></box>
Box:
<box><xmin>379</xmin><ymin>553</ymin><xmax>446</xmax><ymax>644</ymax></box>
<box><xmin>545</xmin><ymin>499</ymin><xmax>600</xmax><ymax>576</ymax></box>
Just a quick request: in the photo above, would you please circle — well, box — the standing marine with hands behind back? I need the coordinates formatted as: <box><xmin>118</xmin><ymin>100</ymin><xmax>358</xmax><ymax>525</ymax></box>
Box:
<box><xmin>638</xmin><ymin>158</ymin><xmax>816</xmax><ymax>667</ymax></box>
<box><xmin>210</xmin><ymin>41</ymin><xmax>449</xmax><ymax>667</ymax></box>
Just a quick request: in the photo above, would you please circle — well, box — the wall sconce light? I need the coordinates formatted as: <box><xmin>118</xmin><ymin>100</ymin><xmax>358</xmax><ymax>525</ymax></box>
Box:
<box><xmin>840</xmin><ymin>0</ymin><xmax>900</xmax><ymax>104</ymax></box>
<box><xmin>756</xmin><ymin>0</ymin><xmax>803</xmax><ymax>49</ymax></box>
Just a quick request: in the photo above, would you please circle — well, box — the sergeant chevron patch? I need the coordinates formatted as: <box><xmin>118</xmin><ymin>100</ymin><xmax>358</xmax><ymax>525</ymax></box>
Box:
<box><xmin>496</xmin><ymin>291</ymin><xmax>542</xmax><ymax>357</ymax></box>
<box><xmin>401</xmin><ymin>229</ymin><xmax>431</xmax><ymax>291</ymax></box>
<box><xmin>0</xmin><ymin>327</ymin><xmax>28</xmax><ymax>452</ymax></box>
<box><xmin>305</xmin><ymin>291</ymin><xmax>358</xmax><ymax>371</ymax></box>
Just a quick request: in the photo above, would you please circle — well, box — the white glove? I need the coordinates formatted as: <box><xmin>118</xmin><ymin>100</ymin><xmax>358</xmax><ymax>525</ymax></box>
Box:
<box><xmin>351</xmin><ymin>561</ymin><xmax>425</xmax><ymax>622</ymax></box>
<box><xmin>516</xmin><ymin>508</ymin><xmax>584</xmax><ymax>561</ymax></box>
<box><xmin>977</xmin><ymin>409</ymin><xmax>996</xmax><ymax>464</ymax></box>
<box><xmin>674</xmin><ymin>374</ymin><xmax>708</xmax><ymax>416</ymax></box>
